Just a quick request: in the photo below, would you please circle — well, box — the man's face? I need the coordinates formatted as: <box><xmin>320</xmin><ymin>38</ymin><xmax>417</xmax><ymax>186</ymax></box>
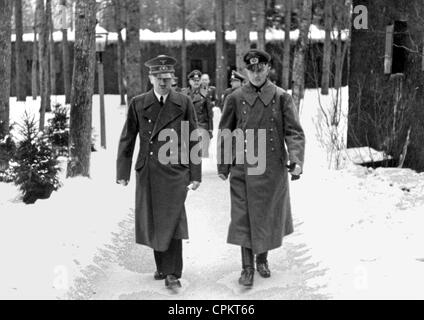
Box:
<box><xmin>149</xmin><ymin>74</ymin><xmax>172</xmax><ymax>96</ymax></box>
<box><xmin>191</xmin><ymin>77</ymin><xmax>201</xmax><ymax>89</ymax></box>
<box><xmin>246</xmin><ymin>62</ymin><xmax>271</xmax><ymax>87</ymax></box>
<box><xmin>231</xmin><ymin>79</ymin><xmax>242</xmax><ymax>89</ymax></box>
<box><xmin>201</xmin><ymin>75</ymin><xmax>210</xmax><ymax>87</ymax></box>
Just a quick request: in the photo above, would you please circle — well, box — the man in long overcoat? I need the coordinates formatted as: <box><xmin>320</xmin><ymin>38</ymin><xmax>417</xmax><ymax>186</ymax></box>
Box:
<box><xmin>117</xmin><ymin>55</ymin><xmax>201</xmax><ymax>290</ymax></box>
<box><xmin>217</xmin><ymin>49</ymin><xmax>305</xmax><ymax>287</ymax></box>
<box><xmin>182</xmin><ymin>70</ymin><xmax>214</xmax><ymax>157</ymax></box>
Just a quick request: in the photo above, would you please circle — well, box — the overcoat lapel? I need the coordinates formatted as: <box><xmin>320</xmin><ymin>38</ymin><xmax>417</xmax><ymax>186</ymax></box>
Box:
<box><xmin>242</xmin><ymin>80</ymin><xmax>276</xmax><ymax>107</ymax></box>
<box><xmin>150</xmin><ymin>90</ymin><xmax>183</xmax><ymax>141</ymax></box>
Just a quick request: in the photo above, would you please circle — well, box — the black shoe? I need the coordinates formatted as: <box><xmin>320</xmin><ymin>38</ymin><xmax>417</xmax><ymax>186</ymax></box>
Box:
<box><xmin>165</xmin><ymin>275</ymin><xmax>182</xmax><ymax>290</ymax></box>
<box><xmin>154</xmin><ymin>271</ymin><xmax>166</xmax><ymax>280</ymax></box>
<box><xmin>256</xmin><ymin>262</ymin><xmax>271</xmax><ymax>278</ymax></box>
<box><xmin>238</xmin><ymin>267</ymin><xmax>254</xmax><ymax>287</ymax></box>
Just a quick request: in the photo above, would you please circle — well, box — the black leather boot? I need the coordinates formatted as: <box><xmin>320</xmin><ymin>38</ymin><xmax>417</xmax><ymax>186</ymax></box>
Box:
<box><xmin>239</xmin><ymin>247</ymin><xmax>254</xmax><ymax>287</ymax></box>
<box><xmin>165</xmin><ymin>274</ymin><xmax>182</xmax><ymax>290</ymax></box>
<box><xmin>256</xmin><ymin>252</ymin><xmax>271</xmax><ymax>278</ymax></box>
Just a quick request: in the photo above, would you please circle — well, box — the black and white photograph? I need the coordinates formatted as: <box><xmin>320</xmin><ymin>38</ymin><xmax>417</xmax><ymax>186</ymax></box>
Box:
<box><xmin>1</xmin><ymin>0</ymin><xmax>424</xmax><ymax>303</ymax></box>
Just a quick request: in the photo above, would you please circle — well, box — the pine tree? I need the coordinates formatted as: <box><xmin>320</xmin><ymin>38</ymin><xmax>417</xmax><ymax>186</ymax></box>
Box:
<box><xmin>47</xmin><ymin>104</ymin><xmax>69</xmax><ymax>157</ymax></box>
<box><xmin>12</xmin><ymin>113</ymin><xmax>61</xmax><ymax>204</ymax></box>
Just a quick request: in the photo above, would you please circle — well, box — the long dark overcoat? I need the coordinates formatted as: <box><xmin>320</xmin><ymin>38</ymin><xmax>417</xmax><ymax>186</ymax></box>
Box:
<box><xmin>117</xmin><ymin>89</ymin><xmax>201</xmax><ymax>252</ymax></box>
<box><xmin>218</xmin><ymin>80</ymin><xmax>305</xmax><ymax>254</ymax></box>
<box><xmin>181</xmin><ymin>87</ymin><xmax>214</xmax><ymax>132</ymax></box>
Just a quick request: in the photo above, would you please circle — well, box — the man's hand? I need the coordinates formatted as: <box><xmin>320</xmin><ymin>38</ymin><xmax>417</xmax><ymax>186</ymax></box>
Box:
<box><xmin>286</xmin><ymin>163</ymin><xmax>302</xmax><ymax>181</ymax></box>
<box><xmin>218</xmin><ymin>174</ymin><xmax>228</xmax><ymax>181</ymax></box>
<box><xmin>187</xmin><ymin>181</ymin><xmax>201</xmax><ymax>191</ymax></box>
<box><xmin>117</xmin><ymin>180</ymin><xmax>129</xmax><ymax>186</ymax></box>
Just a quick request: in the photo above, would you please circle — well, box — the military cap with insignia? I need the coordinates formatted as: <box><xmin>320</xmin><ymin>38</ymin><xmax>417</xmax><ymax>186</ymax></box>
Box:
<box><xmin>144</xmin><ymin>54</ymin><xmax>177</xmax><ymax>79</ymax></box>
<box><xmin>230</xmin><ymin>70</ymin><xmax>246</xmax><ymax>82</ymax></box>
<box><xmin>187</xmin><ymin>70</ymin><xmax>202</xmax><ymax>80</ymax></box>
<box><xmin>243</xmin><ymin>49</ymin><xmax>271</xmax><ymax>67</ymax></box>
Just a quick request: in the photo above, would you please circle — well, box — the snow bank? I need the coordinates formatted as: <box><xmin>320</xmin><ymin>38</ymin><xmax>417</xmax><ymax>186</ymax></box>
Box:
<box><xmin>0</xmin><ymin>95</ymin><xmax>132</xmax><ymax>299</ymax></box>
<box><xmin>289</xmin><ymin>88</ymin><xmax>424</xmax><ymax>299</ymax></box>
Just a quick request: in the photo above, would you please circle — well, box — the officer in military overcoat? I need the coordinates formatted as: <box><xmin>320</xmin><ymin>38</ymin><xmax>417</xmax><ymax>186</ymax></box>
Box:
<box><xmin>217</xmin><ymin>49</ymin><xmax>305</xmax><ymax>287</ymax></box>
<box><xmin>117</xmin><ymin>55</ymin><xmax>201</xmax><ymax>290</ymax></box>
<box><xmin>182</xmin><ymin>70</ymin><xmax>214</xmax><ymax>157</ymax></box>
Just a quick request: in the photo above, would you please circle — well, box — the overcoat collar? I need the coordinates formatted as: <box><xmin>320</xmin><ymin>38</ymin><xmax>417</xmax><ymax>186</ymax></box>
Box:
<box><xmin>143</xmin><ymin>89</ymin><xmax>183</xmax><ymax>109</ymax></box>
<box><xmin>146</xmin><ymin>89</ymin><xmax>184</xmax><ymax>141</ymax></box>
<box><xmin>242</xmin><ymin>80</ymin><xmax>276</xmax><ymax>107</ymax></box>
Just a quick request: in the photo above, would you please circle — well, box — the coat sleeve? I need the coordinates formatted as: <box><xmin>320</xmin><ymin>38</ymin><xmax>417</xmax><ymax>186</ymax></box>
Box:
<box><xmin>186</xmin><ymin>97</ymin><xmax>202</xmax><ymax>182</ymax></box>
<box><xmin>217</xmin><ymin>93</ymin><xmax>237</xmax><ymax>177</ymax></box>
<box><xmin>116</xmin><ymin>99</ymin><xmax>139</xmax><ymax>182</ymax></box>
<box><xmin>282</xmin><ymin>93</ymin><xmax>306</xmax><ymax>171</ymax></box>
<box><xmin>206</xmin><ymin>98</ymin><xmax>214</xmax><ymax>132</ymax></box>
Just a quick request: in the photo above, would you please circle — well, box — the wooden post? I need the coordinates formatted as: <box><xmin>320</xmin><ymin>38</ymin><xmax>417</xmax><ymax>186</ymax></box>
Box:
<box><xmin>98</xmin><ymin>53</ymin><xmax>106</xmax><ymax>149</ymax></box>
<box><xmin>181</xmin><ymin>0</ymin><xmax>187</xmax><ymax>88</ymax></box>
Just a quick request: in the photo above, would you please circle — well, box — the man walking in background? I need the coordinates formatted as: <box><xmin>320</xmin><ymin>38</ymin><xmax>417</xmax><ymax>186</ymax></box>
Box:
<box><xmin>219</xmin><ymin>70</ymin><xmax>246</xmax><ymax>111</ymax></box>
<box><xmin>217</xmin><ymin>49</ymin><xmax>305</xmax><ymax>287</ymax></box>
<box><xmin>182</xmin><ymin>70</ymin><xmax>214</xmax><ymax>157</ymax></box>
<box><xmin>116</xmin><ymin>55</ymin><xmax>201</xmax><ymax>291</ymax></box>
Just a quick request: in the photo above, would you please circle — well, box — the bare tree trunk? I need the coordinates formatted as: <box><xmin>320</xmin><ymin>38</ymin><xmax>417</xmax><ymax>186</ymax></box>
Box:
<box><xmin>37</xmin><ymin>0</ymin><xmax>51</xmax><ymax>131</ymax></box>
<box><xmin>334</xmin><ymin>3</ymin><xmax>348</xmax><ymax>92</ymax></box>
<box><xmin>67</xmin><ymin>0</ymin><xmax>97</xmax><ymax>178</ymax></box>
<box><xmin>282</xmin><ymin>0</ymin><xmax>292</xmax><ymax>90</ymax></box>
<box><xmin>48</xmin><ymin>1</ymin><xmax>56</xmax><ymax>96</ymax></box>
<box><xmin>321</xmin><ymin>0</ymin><xmax>332</xmax><ymax>95</ymax></box>
<box><xmin>256</xmin><ymin>0</ymin><xmax>266</xmax><ymax>51</ymax></box>
<box><xmin>235</xmin><ymin>0</ymin><xmax>251</xmax><ymax>72</ymax></box>
<box><xmin>215</xmin><ymin>0</ymin><xmax>226</xmax><ymax>101</ymax></box>
<box><xmin>61</xmin><ymin>0</ymin><xmax>71</xmax><ymax>104</ymax></box>
<box><xmin>292</xmin><ymin>0</ymin><xmax>312</xmax><ymax>111</ymax></box>
<box><xmin>181</xmin><ymin>0</ymin><xmax>187</xmax><ymax>88</ymax></box>
<box><xmin>112</xmin><ymin>0</ymin><xmax>126</xmax><ymax>105</ymax></box>
<box><xmin>124</xmin><ymin>0</ymin><xmax>142</xmax><ymax>103</ymax></box>
<box><xmin>15</xmin><ymin>0</ymin><xmax>27</xmax><ymax>101</ymax></box>
<box><xmin>0</xmin><ymin>0</ymin><xmax>12</xmax><ymax>138</ymax></box>
<box><xmin>31</xmin><ymin>24</ymin><xmax>38</xmax><ymax>100</ymax></box>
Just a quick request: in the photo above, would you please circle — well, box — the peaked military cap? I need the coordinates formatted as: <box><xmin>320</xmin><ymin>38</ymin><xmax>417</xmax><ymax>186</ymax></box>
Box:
<box><xmin>230</xmin><ymin>70</ymin><xmax>246</xmax><ymax>82</ymax></box>
<box><xmin>243</xmin><ymin>49</ymin><xmax>271</xmax><ymax>66</ymax></box>
<box><xmin>144</xmin><ymin>54</ymin><xmax>176</xmax><ymax>79</ymax></box>
<box><xmin>187</xmin><ymin>70</ymin><xmax>202</xmax><ymax>80</ymax></box>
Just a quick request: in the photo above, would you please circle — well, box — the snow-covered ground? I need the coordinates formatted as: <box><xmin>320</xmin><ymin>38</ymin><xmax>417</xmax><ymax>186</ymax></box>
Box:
<box><xmin>0</xmin><ymin>95</ymin><xmax>133</xmax><ymax>299</ymax></box>
<box><xmin>1</xmin><ymin>89</ymin><xmax>424</xmax><ymax>300</ymax></box>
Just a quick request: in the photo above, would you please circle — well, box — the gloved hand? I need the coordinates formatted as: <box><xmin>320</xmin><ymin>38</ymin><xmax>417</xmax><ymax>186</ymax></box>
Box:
<box><xmin>117</xmin><ymin>179</ymin><xmax>129</xmax><ymax>186</ymax></box>
<box><xmin>286</xmin><ymin>163</ymin><xmax>302</xmax><ymax>181</ymax></box>
<box><xmin>218</xmin><ymin>173</ymin><xmax>228</xmax><ymax>181</ymax></box>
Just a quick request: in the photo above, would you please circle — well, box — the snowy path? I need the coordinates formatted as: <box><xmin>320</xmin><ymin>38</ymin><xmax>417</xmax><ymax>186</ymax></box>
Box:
<box><xmin>66</xmin><ymin>156</ymin><xmax>329</xmax><ymax>300</ymax></box>
<box><xmin>66</xmin><ymin>104</ymin><xmax>329</xmax><ymax>300</ymax></box>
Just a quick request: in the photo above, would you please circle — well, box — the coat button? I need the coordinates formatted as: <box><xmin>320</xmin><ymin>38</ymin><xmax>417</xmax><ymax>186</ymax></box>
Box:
<box><xmin>150</xmin><ymin>152</ymin><xmax>153</xmax><ymax>156</ymax></box>
<box><xmin>272</xmin><ymin>100</ymin><xmax>275</xmax><ymax>104</ymax></box>
<box><xmin>150</xmin><ymin>141</ymin><xmax>153</xmax><ymax>145</ymax></box>
<box><xmin>270</xmin><ymin>128</ymin><xmax>274</xmax><ymax>132</ymax></box>
<box><xmin>271</xmin><ymin>118</ymin><xmax>275</xmax><ymax>122</ymax></box>
<box><xmin>271</xmin><ymin>148</ymin><xmax>275</xmax><ymax>152</ymax></box>
<box><xmin>149</xmin><ymin>131</ymin><xmax>152</xmax><ymax>135</ymax></box>
<box><xmin>148</xmin><ymin>119</ymin><xmax>152</xmax><ymax>123</ymax></box>
<box><xmin>270</xmin><ymin>138</ymin><xmax>274</xmax><ymax>142</ymax></box>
